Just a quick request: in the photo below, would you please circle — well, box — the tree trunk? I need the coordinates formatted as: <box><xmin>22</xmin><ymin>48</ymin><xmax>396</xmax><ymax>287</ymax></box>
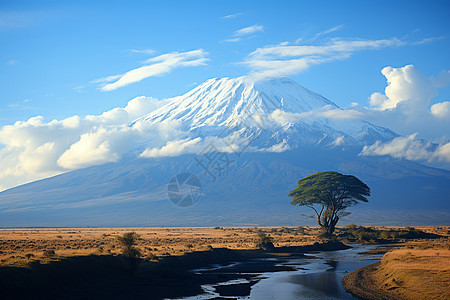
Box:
<box><xmin>320</xmin><ymin>216</ymin><xmax>339</xmax><ymax>239</ymax></box>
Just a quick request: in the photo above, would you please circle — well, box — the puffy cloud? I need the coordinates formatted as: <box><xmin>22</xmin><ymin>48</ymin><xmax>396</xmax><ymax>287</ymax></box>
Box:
<box><xmin>357</xmin><ymin>65</ymin><xmax>450</xmax><ymax>140</ymax></box>
<box><xmin>430</xmin><ymin>101</ymin><xmax>450</xmax><ymax>119</ymax></box>
<box><xmin>0</xmin><ymin>96</ymin><xmax>173</xmax><ymax>191</ymax></box>
<box><xmin>369</xmin><ymin>65</ymin><xmax>436</xmax><ymax>111</ymax></box>
<box><xmin>360</xmin><ymin>133</ymin><xmax>450</xmax><ymax>163</ymax></box>
<box><xmin>57</xmin><ymin>126</ymin><xmax>137</xmax><ymax>169</ymax></box>
<box><xmin>245</xmin><ymin>38</ymin><xmax>404</xmax><ymax>80</ymax></box>
<box><xmin>98</xmin><ymin>50</ymin><xmax>209</xmax><ymax>91</ymax></box>
<box><xmin>140</xmin><ymin>137</ymin><xmax>202</xmax><ymax>158</ymax></box>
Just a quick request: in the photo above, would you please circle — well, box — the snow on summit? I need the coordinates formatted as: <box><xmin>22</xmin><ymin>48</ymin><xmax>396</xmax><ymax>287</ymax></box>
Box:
<box><xmin>135</xmin><ymin>76</ymin><xmax>397</xmax><ymax>151</ymax></box>
<box><xmin>139</xmin><ymin>76</ymin><xmax>338</xmax><ymax>130</ymax></box>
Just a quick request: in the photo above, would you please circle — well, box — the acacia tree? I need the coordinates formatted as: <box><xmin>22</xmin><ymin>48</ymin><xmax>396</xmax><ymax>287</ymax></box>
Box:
<box><xmin>288</xmin><ymin>171</ymin><xmax>370</xmax><ymax>238</ymax></box>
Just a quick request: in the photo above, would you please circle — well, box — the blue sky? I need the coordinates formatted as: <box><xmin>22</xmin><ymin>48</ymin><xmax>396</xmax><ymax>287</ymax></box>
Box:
<box><xmin>0</xmin><ymin>0</ymin><xmax>450</xmax><ymax>190</ymax></box>
<box><xmin>1</xmin><ymin>0</ymin><xmax>449</xmax><ymax>123</ymax></box>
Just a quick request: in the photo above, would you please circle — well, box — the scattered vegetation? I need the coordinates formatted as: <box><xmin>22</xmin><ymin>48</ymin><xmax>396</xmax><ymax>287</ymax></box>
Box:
<box><xmin>337</xmin><ymin>224</ymin><xmax>441</xmax><ymax>243</ymax></box>
<box><xmin>0</xmin><ymin>226</ymin><xmax>447</xmax><ymax>267</ymax></box>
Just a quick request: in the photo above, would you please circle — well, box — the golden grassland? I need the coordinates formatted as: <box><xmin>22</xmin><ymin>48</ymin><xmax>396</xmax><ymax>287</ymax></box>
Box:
<box><xmin>0</xmin><ymin>226</ymin><xmax>448</xmax><ymax>269</ymax></box>
<box><xmin>0</xmin><ymin>226</ymin><xmax>322</xmax><ymax>267</ymax></box>
<box><xmin>375</xmin><ymin>242</ymin><xmax>450</xmax><ymax>299</ymax></box>
<box><xmin>343</xmin><ymin>236</ymin><xmax>450</xmax><ymax>300</ymax></box>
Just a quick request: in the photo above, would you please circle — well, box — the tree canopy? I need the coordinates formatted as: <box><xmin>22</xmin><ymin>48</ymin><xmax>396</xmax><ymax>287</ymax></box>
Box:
<box><xmin>289</xmin><ymin>171</ymin><xmax>370</xmax><ymax>237</ymax></box>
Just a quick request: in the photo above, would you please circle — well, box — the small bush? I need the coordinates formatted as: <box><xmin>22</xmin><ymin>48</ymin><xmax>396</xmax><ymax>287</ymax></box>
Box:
<box><xmin>43</xmin><ymin>250</ymin><xmax>56</xmax><ymax>258</ymax></box>
<box><xmin>117</xmin><ymin>232</ymin><xmax>141</xmax><ymax>259</ymax></box>
<box><xmin>256</xmin><ymin>232</ymin><xmax>275</xmax><ymax>251</ymax></box>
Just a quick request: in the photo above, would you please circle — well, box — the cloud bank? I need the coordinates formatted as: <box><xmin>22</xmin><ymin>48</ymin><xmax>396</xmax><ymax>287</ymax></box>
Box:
<box><xmin>0</xmin><ymin>96</ymin><xmax>177</xmax><ymax>191</ymax></box>
<box><xmin>2</xmin><ymin>62</ymin><xmax>449</xmax><ymax>191</ymax></box>
<box><xmin>351</xmin><ymin>65</ymin><xmax>450</xmax><ymax>166</ymax></box>
<box><xmin>361</xmin><ymin>134</ymin><xmax>450</xmax><ymax>163</ymax></box>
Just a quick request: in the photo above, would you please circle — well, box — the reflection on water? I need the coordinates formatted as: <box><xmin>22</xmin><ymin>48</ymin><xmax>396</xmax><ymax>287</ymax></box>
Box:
<box><xmin>184</xmin><ymin>245</ymin><xmax>382</xmax><ymax>300</ymax></box>
<box><xmin>249</xmin><ymin>245</ymin><xmax>381</xmax><ymax>300</ymax></box>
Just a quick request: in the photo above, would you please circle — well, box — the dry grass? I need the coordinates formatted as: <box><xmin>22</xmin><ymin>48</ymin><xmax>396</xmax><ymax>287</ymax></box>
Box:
<box><xmin>0</xmin><ymin>226</ymin><xmax>323</xmax><ymax>267</ymax></box>
<box><xmin>0</xmin><ymin>226</ymin><xmax>448</xmax><ymax>270</ymax></box>
<box><xmin>376</xmin><ymin>243</ymin><xmax>450</xmax><ymax>299</ymax></box>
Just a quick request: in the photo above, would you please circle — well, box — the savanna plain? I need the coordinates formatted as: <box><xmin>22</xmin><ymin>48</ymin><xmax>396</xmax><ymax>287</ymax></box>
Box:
<box><xmin>0</xmin><ymin>226</ymin><xmax>449</xmax><ymax>299</ymax></box>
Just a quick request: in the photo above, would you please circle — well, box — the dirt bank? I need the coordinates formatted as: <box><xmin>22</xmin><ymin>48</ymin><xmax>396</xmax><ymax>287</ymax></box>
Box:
<box><xmin>343</xmin><ymin>246</ymin><xmax>450</xmax><ymax>300</ymax></box>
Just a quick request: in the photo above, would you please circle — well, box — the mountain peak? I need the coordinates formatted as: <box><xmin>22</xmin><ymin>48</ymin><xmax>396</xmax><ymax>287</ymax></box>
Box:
<box><xmin>138</xmin><ymin>76</ymin><xmax>338</xmax><ymax>130</ymax></box>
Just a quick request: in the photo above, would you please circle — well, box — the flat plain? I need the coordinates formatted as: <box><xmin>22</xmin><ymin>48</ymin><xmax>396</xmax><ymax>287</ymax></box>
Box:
<box><xmin>0</xmin><ymin>226</ymin><xmax>448</xmax><ymax>267</ymax></box>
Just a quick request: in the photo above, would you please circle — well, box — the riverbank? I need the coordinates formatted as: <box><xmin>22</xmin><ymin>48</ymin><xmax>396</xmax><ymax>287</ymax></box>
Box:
<box><xmin>343</xmin><ymin>241</ymin><xmax>450</xmax><ymax>299</ymax></box>
<box><xmin>0</xmin><ymin>241</ymin><xmax>349</xmax><ymax>299</ymax></box>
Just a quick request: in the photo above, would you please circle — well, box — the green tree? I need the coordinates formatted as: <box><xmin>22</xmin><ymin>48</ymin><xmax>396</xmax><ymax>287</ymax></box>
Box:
<box><xmin>288</xmin><ymin>171</ymin><xmax>370</xmax><ymax>238</ymax></box>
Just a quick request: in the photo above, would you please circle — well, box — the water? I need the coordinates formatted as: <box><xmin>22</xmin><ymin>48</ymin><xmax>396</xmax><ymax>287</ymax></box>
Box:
<box><xmin>180</xmin><ymin>245</ymin><xmax>383</xmax><ymax>300</ymax></box>
<box><xmin>249</xmin><ymin>245</ymin><xmax>382</xmax><ymax>299</ymax></box>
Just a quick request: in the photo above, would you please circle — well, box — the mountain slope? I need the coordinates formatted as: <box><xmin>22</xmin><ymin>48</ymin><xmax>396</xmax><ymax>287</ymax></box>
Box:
<box><xmin>135</xmin><ymin>77</ymin><xmax>397</xmax><ymax>148</ymax></box>
<box><xmin>0</xmin><ymin>76</ymin><xmax>448</xmax><ymax>227</ymax></box>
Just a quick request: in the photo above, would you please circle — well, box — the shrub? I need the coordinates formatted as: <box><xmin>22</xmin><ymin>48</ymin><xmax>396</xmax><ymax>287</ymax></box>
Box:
<box><xmin>256</xmin><ymin>232</ymin><xmax>275</xmax><ymax>251</ymax></box>
<box><xmin>43</xmin><ymin>250</ymin><xmax>56</xmax><ymax>258</ymax></box>
<box><xmin>117</xmin><ymin>232</ymin><xmax>141</xmax><ymax>260</ymax></box>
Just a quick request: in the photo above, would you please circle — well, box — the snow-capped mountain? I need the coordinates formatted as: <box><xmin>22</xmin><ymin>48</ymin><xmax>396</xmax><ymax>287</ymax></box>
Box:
<box><xmin>135</xmin><ymin>77</ymin><xmax>397</xmax><ymax>150</ymax></box>
<box><xmin>0</xmin><ymin>77</ymin><xmax>448</xmax><ymax>227</ymax></box>
<box><xmin>137</xmin><ymin>77</ymin><xmax>337</xmax><ymax>129</ymax></box>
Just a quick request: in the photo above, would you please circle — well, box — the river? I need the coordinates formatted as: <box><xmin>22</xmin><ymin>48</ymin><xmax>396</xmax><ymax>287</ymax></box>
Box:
<box><xmin>181</xmin><ymin>244</ymin><xmax>383</xmax><ymax>299</ymax></box>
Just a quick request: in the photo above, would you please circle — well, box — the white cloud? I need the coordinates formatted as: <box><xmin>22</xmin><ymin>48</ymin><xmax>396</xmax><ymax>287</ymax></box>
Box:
<box><xmin>234</xmin><ymin>25</ymin><xmax>264</xmax><ymax>36</ymax></box>
<box><xmin>98</xmin><ymin>49</ymin><xmax>209</xmax><ymax>91</ymax></box>
<box><xmin>260</xmin><ymin>139</ymin><xmax>291</xmax><ymax>153</ymax></box>
<box><xmin>91</xmin><ymin>74</ymin><xmax>122</xmax><ymax>84</ymax></box>
<box><xmin>223</xmin><ymin>38</ymin><xmax>242</xmax><ymax>43</ymax></box>
<box><xmin>57</xmin><ymin>126</ymin><xmax>137</xmax><ymax>169</ymax></box>
<box><xmin>308</xmin><ymin>25</ymin><xmax>344</xmax><ymax>42</ymax></box>
<box><xmin>369</xmin><ymin>65</ymin><xmax>436</xmax><ymax>111</ymax></box>
<box><xmin>330</xmin><ymin>136</ymin><xmax>345</xmax><ymax>147</ymax></box>
<box><xmin>268</xmin><ymin>107</ymin><xmax>363</xmax><ymax>125</ymax></box>
<box><xmin>221</xmin><ymin>12</ymin><xmax>242</xmax><ymax>19</ymax></box>
<box><xmin>140</xmin><ymin>137</ymin><xmax>202</xmax><ymax>158</ymax></box>
<box><xmin>360</xmin><ymin>133</ymin><xmax>450</xmax><ymax>162</ymax></box>
<box><xmin>129</xmin><ymin>49</ymin><xmax>156</xmax><ymax>55</ymax></box>
<box><xmin>245</xmin><ymin>38</ymin><xmax>403</xmax><ymax>80</ymax></box>
<box><xmin>356</xmin><ymin>65</ymin><xmax>450</xmax><ymax>140</ymax></box>
<box><xmin>0</xmin><ymin>96</ymin><xmax>174</xmax><ymax>191</ymax></box>
<box><xmin>430</xmin><ymin>101</ymin><xmax>450</xmax><ymax>119</ymax></box>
